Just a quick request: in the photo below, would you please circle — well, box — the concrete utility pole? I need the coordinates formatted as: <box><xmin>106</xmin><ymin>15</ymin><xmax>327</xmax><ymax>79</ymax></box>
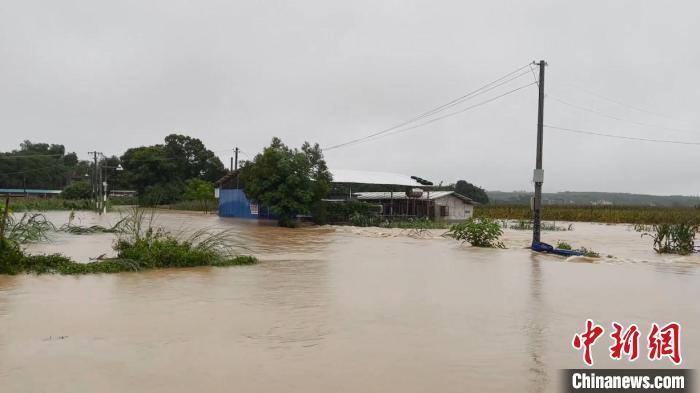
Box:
<box><xmin>97</xmin><ymin>154</ymin><xmax>104</xmax><ymax>214</ymax></box>
<box><xmin>88</xmin><ymin>151</ymin><xmax>100</xmax><ymax>212</ymax></box>
<box><xmin>532</xmin><ymin>60</ymin><xmax>546</xmax><ymax>245</ymax></box>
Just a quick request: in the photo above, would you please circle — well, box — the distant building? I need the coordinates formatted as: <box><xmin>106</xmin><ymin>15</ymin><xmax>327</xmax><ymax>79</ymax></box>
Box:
<box><xmin>109</xmin><ymin>190</ymin><xmax>137</xmax><ymax>197</ymax></box>
<box><xmin>0</xmin><ymin>188</ymin><xmax>61</xmax><ymax>198</ymax></box>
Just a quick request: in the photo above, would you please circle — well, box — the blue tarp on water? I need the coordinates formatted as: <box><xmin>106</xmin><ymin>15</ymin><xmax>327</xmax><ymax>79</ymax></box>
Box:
<box><xmin>531</xmin><ymin>241</ymin><xmax>584</xmax><ymax>257</ymax></box>
<box><xmin>218</xmin><ymin>189</ymin><xmax>277</xmax><ymax>219</ymax></box>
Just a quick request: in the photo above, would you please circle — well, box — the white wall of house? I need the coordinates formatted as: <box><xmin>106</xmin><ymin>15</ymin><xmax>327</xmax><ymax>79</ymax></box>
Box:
<box><xmin>433</xmin><ymin>195</ymin><xmax>474</xmax><ymax>221</ymax></box>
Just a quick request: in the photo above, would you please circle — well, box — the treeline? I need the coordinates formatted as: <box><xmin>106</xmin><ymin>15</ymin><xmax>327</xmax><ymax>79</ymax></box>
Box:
<box><xmin>487</xmin><ymin>191</ymin><xmax>700</xmax><ymax>208</ymax></box>
<box><xmin>0</xmin><ymin>142</ymin><xmax>86</xmax><ymax>189</ymax></box>
<box><xmin>1</xmin><ymin>135</ymin><xmax>226</xmax><ymax>206</ymax></box>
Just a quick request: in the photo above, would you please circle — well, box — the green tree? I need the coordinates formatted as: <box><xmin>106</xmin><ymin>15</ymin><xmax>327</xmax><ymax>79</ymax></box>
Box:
<box><xmin>454</xmin><ymin>180</ymin><xmax>489</xmax><ymax>204</ymax></box>
<box><xmin>0</xmin><ymin>141</ymin><xmax>81</xmax><ymax>189</ymax></box>
<box><xmin>184</xmin><ymin>179</ymin><xmax>215</xmax><ymax>212</ymax></box>
<box><xmin>239</xmin><ymin>137</ymin><xmax>332</xmax><ymax>227</ymax></box>
<box><xmin>164</xmin><ymin>134</ymin><xmax>226</xmax><ymax>182</ymax></box>
<box><xmin>119</xmin><ymin>134</ymin><xmax>225</xmax><ymax>204</ymax></box>
<box><xmin>61</xmin><ymin>181</ymin><xmax>92</xmax><ymax>199</ymax></box>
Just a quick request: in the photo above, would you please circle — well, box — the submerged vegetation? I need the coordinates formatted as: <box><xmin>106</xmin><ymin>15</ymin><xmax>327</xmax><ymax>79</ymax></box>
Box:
<box><xmin>445</xmin><ymin>217</ymin><xmax>505</xmax><ymax>248</ymax></box>
<box><xmin>555</xmin><ymin>241</ymin><xmax>601</xmax><ymax>258</ymax></box>
<box><xmin>2</xmin><ymin>212</ymin><xmax>55</xmax><ymax>244</ymax></box>
<box><xmin>636</xmin><ymin>223</ymin><xmax>698</xmax><ymax>255</ymax></box>
<box><xmin>0</xmin><ymin>207</ymin><xmax>257</xmax><ymax>275</ymax></box>
<box><xmin>57</xmin><ymin>210</ymin><xmax>127</xmax><ymax>234</ymax></box>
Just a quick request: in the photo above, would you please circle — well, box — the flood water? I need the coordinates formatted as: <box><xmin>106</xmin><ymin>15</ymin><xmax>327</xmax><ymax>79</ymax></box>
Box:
<box><xmin>2</xmin><ymin>211</ymin><xmax>699</xmax><ymax>392</ymax></box>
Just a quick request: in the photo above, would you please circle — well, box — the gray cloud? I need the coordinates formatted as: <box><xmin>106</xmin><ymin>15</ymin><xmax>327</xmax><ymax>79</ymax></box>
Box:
<box><xmin>1</xmin><ymin>0</ymin><xmax>698</xmax><ymax>195</ymax></box>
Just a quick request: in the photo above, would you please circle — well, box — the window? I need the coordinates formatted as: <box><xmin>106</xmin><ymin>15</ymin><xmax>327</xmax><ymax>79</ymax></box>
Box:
<box><xmin>439</xmin><ymin>205</ymin><xmax>449</xmax><ymax>217</ymax></box>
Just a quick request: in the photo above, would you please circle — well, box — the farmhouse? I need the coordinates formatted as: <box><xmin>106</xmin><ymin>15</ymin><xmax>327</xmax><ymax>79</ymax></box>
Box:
<box><xmin>215</xmin><ymin>168</ymin><xmax>476</xmax><ymax>222</ymax></box>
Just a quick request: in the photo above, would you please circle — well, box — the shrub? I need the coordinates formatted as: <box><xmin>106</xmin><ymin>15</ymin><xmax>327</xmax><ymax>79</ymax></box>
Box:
<box><xmin>0</xmin><ymin>239</ymin><xmax>25</xmax><ymax>275</ymax></box>
<box><xmin>140</xmin><ymin>183</ymin><xmax>186</xmax><ymax>206</ymax></box>
<box><xmin>445</xmin><ymin>217</ymin><xmax>505</xmax><ymax>248</ymax></box>
<box><xmin>61</xmin><ymin>181</ymin><xmax>92</xmax><ymax>199</ymax></box>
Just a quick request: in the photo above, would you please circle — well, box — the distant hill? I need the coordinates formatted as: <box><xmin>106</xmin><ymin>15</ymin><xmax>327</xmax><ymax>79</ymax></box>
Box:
<box><xmin>487</xmin><ymin>191</ymin><xmax>700</xmax><ymax>207</ymax></box>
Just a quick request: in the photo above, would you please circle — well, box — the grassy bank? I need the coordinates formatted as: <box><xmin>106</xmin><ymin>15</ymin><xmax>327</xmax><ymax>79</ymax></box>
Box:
<box><xmin>475</xmin><ymin>204</ymin><xmax>700</xmax><ymax>225</ymax></box>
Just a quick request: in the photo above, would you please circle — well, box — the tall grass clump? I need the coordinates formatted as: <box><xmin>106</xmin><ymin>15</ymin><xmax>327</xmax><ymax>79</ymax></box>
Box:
<box><xmin>444</xmin><ymin>217</ymin><xmax>505</xmax><ymax>248</ymax></box>
<box><xmin>112</xmin><ymin>208</ymin><xmax>256</xmax><ymax>268</ymax></box>
<box><xmin>637</xmin><ymin>223</ymin><xmax>698</xmax><ymax>255</ymax></box>
<box><xmin>3</xmin><ymin>212</ymin><xmax>55</xmax><ymax>244</ymax></box>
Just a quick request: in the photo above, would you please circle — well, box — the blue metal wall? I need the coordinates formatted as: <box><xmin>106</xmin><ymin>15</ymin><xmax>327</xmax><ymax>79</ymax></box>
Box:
<box><xmin>218</xmin><ymin>189</ymin><xmax>277</xmax><ymax>219</ymax></box>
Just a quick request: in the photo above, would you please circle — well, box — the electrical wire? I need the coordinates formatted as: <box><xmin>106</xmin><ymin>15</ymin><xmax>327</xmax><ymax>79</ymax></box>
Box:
<box><xmin>544</xmin><ymin>124</ymin><xmax>700</xmax><ymax>146</ymax></box>
<box><xmin>548</xmin><ymin>95</ymin><xmax>696</xmax><ymax>134</ymax></box>
<box><xmin>323</xmin><ymin>63</ymin><xmax>535</xmax><ymax>151</ymax></box>
<box><xmin>559</xmin><ymin>82</ymin><xmax>689</xmax><ymax>123</ymax></box>
<box><xmin>353</xmin><ymin>82</ymin><xmax>537</xmax><ymax>145</ymax></box>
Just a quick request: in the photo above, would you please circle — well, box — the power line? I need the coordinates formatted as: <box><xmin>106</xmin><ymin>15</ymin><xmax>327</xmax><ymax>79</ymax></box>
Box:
<box><xmin>354</xmin><ymin>82</ymin><xmax>537</xmax><ymax>145</ymax></box>
<box><xmin>323</xmin><ymin>62</ymin><xmax>534</xmax><ymax>151</ymax></box>
<box><xmin>548</xmin><ymin>95</ymin><xmax>696</xmax><ymax>134</ymax></box>
<box><xmin>544</xmin><ymin>124</ymin><xmax>700</xmax><ymax>146</ymax></box>
<box><xmin>559</xmin><ymin>82</ymin><xmax>689</xmax><ymax>123</ymax></box>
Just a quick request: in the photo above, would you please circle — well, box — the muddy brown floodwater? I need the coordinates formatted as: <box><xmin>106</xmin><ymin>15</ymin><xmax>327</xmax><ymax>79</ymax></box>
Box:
<box><xmin>1</xmin><ymin>211</ymin><xmax>699</xmax><ymax>392</ymax></box>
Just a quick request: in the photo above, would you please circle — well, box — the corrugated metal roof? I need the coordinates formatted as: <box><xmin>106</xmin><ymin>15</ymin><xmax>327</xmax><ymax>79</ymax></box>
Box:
<box><xmin>330</xmin><ymin>169</ymin><xmax>430</xmax><ymax>187</ymax></box>
<box><xmin>353</xmin><ymin>191</ymin><xmax>476</xmax><ymax>204</ymax></box>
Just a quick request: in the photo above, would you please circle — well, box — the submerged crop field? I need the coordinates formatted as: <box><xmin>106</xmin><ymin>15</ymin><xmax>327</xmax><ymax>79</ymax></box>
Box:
<box><xmin>475</xmin><ymin>204</ymin><xmax>700</xmax><ymax>225</ymax></box>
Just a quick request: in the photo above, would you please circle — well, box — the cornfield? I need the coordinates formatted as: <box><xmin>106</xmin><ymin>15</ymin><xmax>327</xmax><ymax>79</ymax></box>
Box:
<box><xmin>475</xmin><ymin>205</ymin><xmax>700</xmax><ymax>225</ymax></box>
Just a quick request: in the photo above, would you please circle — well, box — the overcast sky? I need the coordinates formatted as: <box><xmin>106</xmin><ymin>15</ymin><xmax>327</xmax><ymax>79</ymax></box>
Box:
<box><xmin>1</xmin><ymin>0</ymin><xmax>698</xmax><ymax>195</ymax></box>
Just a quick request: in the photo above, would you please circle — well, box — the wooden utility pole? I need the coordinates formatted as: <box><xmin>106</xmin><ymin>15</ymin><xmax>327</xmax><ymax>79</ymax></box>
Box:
<box><xmin>532</xmin><ymin>60</ymin><xmax>546</xmax><ymax>244</ymax></box>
